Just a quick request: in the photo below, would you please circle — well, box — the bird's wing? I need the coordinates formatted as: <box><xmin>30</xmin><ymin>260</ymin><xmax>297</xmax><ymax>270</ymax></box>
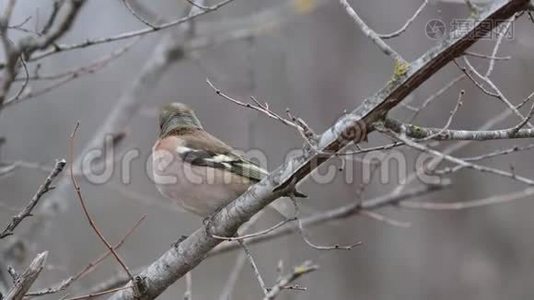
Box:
<box><xmin>177</xmin><ymin>131</ymin><xmax>269</xmax><ymax>182</ymax></box>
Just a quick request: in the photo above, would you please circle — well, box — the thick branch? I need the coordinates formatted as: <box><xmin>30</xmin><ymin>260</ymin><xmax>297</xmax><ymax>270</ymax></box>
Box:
<box><xmin>109</xmin><ymin>1</ymin><xmax>528</xmax><ymax>299</ymax></box>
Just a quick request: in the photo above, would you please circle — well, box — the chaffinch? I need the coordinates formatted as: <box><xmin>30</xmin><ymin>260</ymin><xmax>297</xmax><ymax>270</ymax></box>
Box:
<box><xmin>152</xmin><ymin>102</ymin><xmax>303</xmax><ymax>217</ymax></box>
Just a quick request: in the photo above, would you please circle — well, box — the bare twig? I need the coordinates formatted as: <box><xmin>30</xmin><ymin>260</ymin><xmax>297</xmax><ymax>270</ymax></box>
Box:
<box><xmin>384</xmin><ymin>118</ymin><xmax>534</xmax><ymax>141</ymax></box>
<box><xmin>510</xmin><ymin>103</ymin><xmax>534</xmax><ymax>134</ymax></box>
<box><xmin>291</xmin><ymin>197</ymin><xmax>361</xmax><ymax>251</ymax></box>
<box><xmin>62</xmin><ymin>286</ymin><xmax>132</xmax><ymax>300</ymax></box>
<box><xmin>68</xmin><ymin>123</ymin><xmax>134</xmax><ymax>281</ymax></box>
<box><xmin>404</xmin><ymin>74</ymin><xmax>465</xmax><ymax>122</ymax></box>
<box><xmin>28</xmin><ymin>0</ymin><xmax>236</xmax><ymax>61</ymax></box>
<box><xmin>463</xmin><ymin>51</ymin><xmax>510</xmax><ymax>61</ymax></box>
<box><xmin>455</xmin><ymin>61</ymin><xmax>500</xmax><ymax>98</ymax></box>
<box><xmin>212</xmin><ymin>218</ymin><xmax>296</xmax><ymax>241</ymax></box>
<box><xmin>0</xmin><ymin>0</ymin><xmax>85</xmax><ymax>106</ymax></box>
<box><xmin>391</xmin><ymin>88</ymin><xmax>534</xmax><ymax>197</ymax></box>
<box><xmin>339</xmin><ymin>0</ymin><xmax>405</xmax><ymax>62</ymax></box>
<box><xmin>238</xmin><ymin>240</ymin><xmax>268</xmax><ymax>295</ymax></box>
<box><xmin>218</xmin><ymin>253</ymin><xmax>246</xmax><ymax>300</ymax></box>
<box><xmin>401</xmin><ymin>187</ymin><xmax>534</xmax><ymax>210</ymax></box>
<box><xmin>207</xmin><ymin>79</ymin><xmax>321</xmax><ymax>150</ymax></box>
<box><xmin>485</xmin><ymin>15</ymin><xmax>515</xmax><ymax>77</ymax></box>
<box><xmin>40</xmin><ymin>0</ymin><xmax>62</xmax><ymax>35</ymax></box>
<box><xmin>82</xmin><ymin>186</ymin><xmax>446</xmax><ymax>295</ymax></box>
<box><xmin>26</xmin><ymin>215</ymin><xmax>145</xmax><ymax>297</ymax></box>
<box><xmin>121</xmin><ymin>0</ymin><xmax>156</xmax><ymax>28</ymax></box>
<box><xmin>379</xmin><ymin>126</ymin><xmax>534</xmax><ymax>185</ymax></box>
<box><xmin>206</xmin><ymin>79</ymin><xmax>310</xmax><ymax>136</ymax></box>
<box><xmin>461</xmin><ymin>143</ymin><xmax>534</xmax><ymax>162</ymax></box>
<box><xmin>183</xmin><ymin>272</ymin><xmax>192</xmax><ymax>300</ymax></box>
<box><xmin>263</xmin><ymin>261</ymin><xmax>318</xmax><ymax>300</ymax></box>
<box><xmin>0</xmin><ymin>159</ymin><xmax>66</xmax><ymax>239</ymax></box>
<box><xmin>378</xmin><ymin>0</ymin><xmax>428</xmax><ymax>39</ymax></box>
<box><xmin>4</xmin><ymin>251</ymin><xmax>48</xmax><ymax>300</ymax></box>
<box><xmin>462</xmin><ymin>57</ymin><xmax>532</xmax><ymax>127</ymax></box>
<box><xmin>5</xmin><ymin>54</ymin><xmax>29</xmax><ymax>104</ymax></box>
<box><xmin>359</xmin><ymin>210</ymin><xmax>411</xmax><ymax>228</ymax></box>
<box><xmin>3</xmin><ymin>38</ymin><xmax>140</xmax><ymax>108</ymax></box>
<box><xmin>417</xmin><ymin>89</ymin><xmax>464</xmax><ymax>141</ymax></box>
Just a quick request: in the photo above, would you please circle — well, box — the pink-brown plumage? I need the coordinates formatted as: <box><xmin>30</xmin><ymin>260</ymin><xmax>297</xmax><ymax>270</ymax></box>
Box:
<box><xmin>152</xmin><ymin>133</ymin><xmax>255</xmax><ymax>217</ymax></box>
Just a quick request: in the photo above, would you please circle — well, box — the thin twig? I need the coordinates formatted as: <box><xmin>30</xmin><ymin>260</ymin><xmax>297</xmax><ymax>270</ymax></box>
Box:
<box><xmin>212</xmin><ymin>218</ymin><xmax>296</xmax><ymax>241</ymax></box>
<box><xmin>68</xmin><ymin>122</ymin><xmax>134</xmax><ymax>281</ymax></box>
<box><xmin>263</xmin><ymin>261</ymin><xmax>318</xmax><ymax>300</ymax></box>
<box><xmin>26</xmin><ymin>215</ymin><xmax>145</xmax><ymax>297</ymax></box>
<box><xmin>378</xmin><ymin>0</ymin><xmax>428</xmax><ymax>39</ymax></box>
<box><xmin>291</xmin><ymin>197</ymin><xmax>361</xmax><ymax>251</ymax></box>
<box><xmin>207</xmin><ymin>78</ymin><xmax>320</xmax><ymax>147</ymax></box>
<box><xmin>121</xmin><ymin>0</ymin><xmax>156</xmax><ymax>28</ymax></box>
<box><xmin>404</xmin><ymin>74</ymin><xmax>465</xmax><ymax>122</ymax></box>
<box><xmin>206</xmin><ymin>79</ymin><xmax>303</xmax><ymax>132</ymax></box>
<box><xmin>3</xmin><ymin>38</ymin><xmax>139</xmax><ymax>109</ymax></box>
<box><xmin>238</xmin><ymin>240</ymin><xmax>268</xmax><ymax>296</ymax></box>
<box><xmin>510</xmin><ymin>103</ymin><xmax>534</xmax><ymax>134</ymax></box>
<box><xmin>28</xmin><ymin>0</ymin><xmax>236</xmax><ymax>62</ymax></box>
<box><xmin>208</xmin><ymin>185</ymin><xmax>445</xmax><ymax>256</ymax></box>
<box><xmin>5</xmin><ymin>54</ymin><xmax>29</xmax><ymax>104</ymax></box>
<box><xmin>462</xmin><ymin>57</ymin><xmax>532</xmax><ymax>127</ymax></box>
<box><xmin>379</xmin><ymin>126</ymin><xmax>534</xmax><ymax>186</ymax></box>
<box><xmin>418</xmin><ymin>89</ymin><xmax>464</xmax><ymax>141</ymax></box>
<box><xmin>485</xmin><ymin>15</ymin><xmax>515</xmax><ymax>77</ymax></box>
<box><xmin>82</xmin><ymin>186</ymin><xmax>446</xmax><ymax>294</ymax></box>
<box><xmin>184</xmin><ymin>272</ymin><xmax>193</xmax><ymax>300</ymax></box>
<box><xmin>218</xmin><ymin>253</ymin><xmax>246</xmax><ymax>300</ymax></box>
<box><xmin>401</xmin><ymin>187</ymin><xmax>534</xmax><ymax>210</ymax></box>
<box><xmin>62</xmin><ymin>286</ymin><xmax>132</xmax><ymax>300</ymax></box>
<box><xmin>339</xmin><ymin>0</ymin><xmax>405</xmax><ymax>62</ymax></box>
<box><xmin>0</xmin><ymin>159</ymin><xmax>66</xmax><ymax>239</ymax></box>
<box><xmin>359</xmin><ymin>210</ymin><xmax>411</xmax><ymax>228</ymax></box>
<box><xmin>463</xmin><ymin>51</ymin><xmax>510</xmax><ymax>61</ymax></box>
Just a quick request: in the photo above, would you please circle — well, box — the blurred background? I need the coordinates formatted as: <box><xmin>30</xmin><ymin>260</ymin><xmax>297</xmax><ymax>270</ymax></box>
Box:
<box><xmin>1</xmin><ymin>0</ymin><xmax>534</xmax><ymax>299</ymax></box>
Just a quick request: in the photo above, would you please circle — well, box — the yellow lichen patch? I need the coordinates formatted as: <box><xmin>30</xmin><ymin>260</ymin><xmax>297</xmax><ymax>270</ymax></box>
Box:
<box><xmin>391</xmin><ymin>59</ymin><xmax>410</xmax><ymax>82</ymax></box>
<box><xmin>294</xmin><ymin>265</ymin><xmax>310</xmax><ymax>274</ymax></box>
<box><xmin>293</xmin><ymin>0</ymin><xmax>315</xmax><ymax>15</ymax></box>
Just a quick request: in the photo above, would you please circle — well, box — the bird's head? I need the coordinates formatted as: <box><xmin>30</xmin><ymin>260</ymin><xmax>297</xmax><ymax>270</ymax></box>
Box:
<box><xmin>159</xmin><ymin>102</ymin><xmax>203</xmax><ymax>137</ymax></box>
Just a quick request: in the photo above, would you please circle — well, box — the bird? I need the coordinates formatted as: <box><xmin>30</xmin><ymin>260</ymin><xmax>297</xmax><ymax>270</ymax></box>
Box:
<box><xmin>152</xmin><ymin>102</ymin><xmax>304</xmax><ymax>218</ymax></box>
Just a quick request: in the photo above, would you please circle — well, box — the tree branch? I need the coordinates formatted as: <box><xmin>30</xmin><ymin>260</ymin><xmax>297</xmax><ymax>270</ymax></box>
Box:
<box><xmin>384</xmin><ymin>117</ymin><xmax>534</xmax><ymax>141</ymax></box>
<box><xmin>263</xmin><ymin>260</ymin><xmax>318</xmax><ymax>300</ymax></box>
<box><xmin>0</xmin><ymin>159</ymin><xmax>66</xmax><ymax>239</ymax></box>
<box><xmin>4</xmin><ymin>251</ymin><xmax>48</xmax><ymax>300</ymax></box>
<box><xmin>109</xmin><ymin>1</ymin><xmax>529</xmax><ymax>299</ymax></box>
